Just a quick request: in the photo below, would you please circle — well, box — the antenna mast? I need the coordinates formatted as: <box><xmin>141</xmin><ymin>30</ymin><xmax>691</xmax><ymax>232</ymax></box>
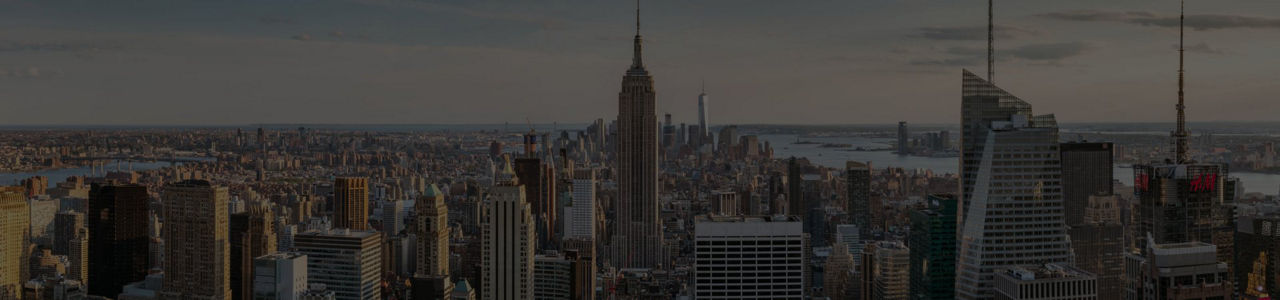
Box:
<box><xmin>1174</xmin><ymin>0</ymin><xmax>1190</xmax><ymax>163</ymax></box>
<box><xmin>988</xmin><ymin>0</ymin><xmax>995</xmax><ymax>83</ymax></box>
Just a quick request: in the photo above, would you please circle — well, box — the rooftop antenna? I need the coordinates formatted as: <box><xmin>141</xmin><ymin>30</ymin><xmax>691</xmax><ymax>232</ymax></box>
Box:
<box><xmin>1174</xmin><ymin>0</ymin><xmax>1190</xmax><ymax>163</ymax></box>
<box><xmin>988</xmin><ymin>0</ymin><xmax>995</xmax><ymax>83</ymax></box>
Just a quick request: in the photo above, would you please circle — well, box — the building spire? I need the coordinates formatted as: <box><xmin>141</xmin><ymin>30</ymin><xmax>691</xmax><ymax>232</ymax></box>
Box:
<box><xmin>988</xmin><ymin>0</ymin><xmax>995</xmax><ymax>83</ymax></box>
<box><xmin>1174</xmin><ymin>0</ymin><xmax>1189</xmax><ymax>163</ymax></box>
<box><xmin>700</xmin><ymin>79</ymin><xmax>706</xmax><ymax>95</ymax></box>
<box><xmin>631</xmin><ymin>0</ymin><xmax>644</xmax><ymax>69</ymax></box>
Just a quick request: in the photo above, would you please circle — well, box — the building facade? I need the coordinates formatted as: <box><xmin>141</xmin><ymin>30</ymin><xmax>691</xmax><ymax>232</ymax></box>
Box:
<box><xmin>87</xmin><ymin>184</ymin><xmax>152</xmax><ymax>297</ymax></box>
<box><xmin>160</xmin><ymin>179</ymin><xmax>232</xmax><ymax>300</ymax></box>
<box><xmin>332</xmin><ymin>177</ymin><xmax>369</xmax><ymax>231</ymax></box>
<box><xmin>909</xmin><ymin>194</ymin><xmax>957</xmax><ymax>300</ymax></box>
<box><xmin>481</xmin><ymin>162</ymin><xmax>534</xmax><ymax>300</ymax></box>
<box><xmin>693</xmin><ymin>215</ymin><xmax>805</xmax><ymax>300</ymax></box>
<box><xmin>993</xmin><ymin>264</ymin><xmax>1097</xmax><ymax>300</ymax></box>
<box><xmin>957</xmin><ymin>70</ymin><xmax>1073</xmax><ymax>300</ymax></box>
<box><xmin>611</xmin><ymin>9</ymin><xmax>664</xmax><ymax>270</ymax></box>
<box><xmin>252</xmin><ymin>253</ymin><xmax>308</xmax><ymax>300</ymax></box>
<box><xmin>293</xmin><ymin>230</ymin><xmax>382</xmax><ymax>300</ymax></box>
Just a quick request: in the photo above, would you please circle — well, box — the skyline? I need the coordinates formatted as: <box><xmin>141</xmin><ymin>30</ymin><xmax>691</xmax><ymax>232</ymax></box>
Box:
<box><xmin>3</xmin><ymin>0</ymin><xmax>1280</xmax><ymax>125</ymax></box>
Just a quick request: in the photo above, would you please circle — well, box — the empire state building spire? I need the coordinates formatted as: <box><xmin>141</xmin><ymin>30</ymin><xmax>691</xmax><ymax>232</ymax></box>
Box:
<box><xmin>630</xmin><ymin>0</ymin><xmax>645</xmax><ymax>70</ymax></box>
<box><xmin>1173</xmin><ymin>0</ymin><xmax>1190</xmax><ymax>163</ymax></box>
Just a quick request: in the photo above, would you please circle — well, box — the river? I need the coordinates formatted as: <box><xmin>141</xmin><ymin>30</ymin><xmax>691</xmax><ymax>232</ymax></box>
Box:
<box><xmin>762</xmin><ymin>134</ymin><xmax>1280</xmax><ymax>195</ymax></box>
<box><xmin>0</xmin><ymin>160</ymin><xmax>178</xmax><ymax>189</ymax></box>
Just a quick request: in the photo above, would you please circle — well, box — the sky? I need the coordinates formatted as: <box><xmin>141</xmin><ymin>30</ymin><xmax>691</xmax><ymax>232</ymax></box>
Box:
<box><xmin>1</xmin><ymin>0</ymin><xmax>1278</xmax><ymax>125</ymax></box>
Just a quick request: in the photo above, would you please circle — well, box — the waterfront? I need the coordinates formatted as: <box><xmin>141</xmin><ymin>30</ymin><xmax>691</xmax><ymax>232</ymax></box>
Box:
<box><xmin>763</xmin><ymin>134</ymin><xmax>1280</xmax><ymax>195</ymax></box>
<box><xmin>0</xmin><ymin>160</ymin><xmax>178</xmax><ymax>189</ymax></box>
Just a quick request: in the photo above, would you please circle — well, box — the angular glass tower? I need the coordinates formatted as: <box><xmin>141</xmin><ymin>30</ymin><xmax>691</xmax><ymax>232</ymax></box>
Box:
<box><xmin>956</xmin><ymin>70</ymin><xmax>1073</xmax><ymax>300</ymax></box>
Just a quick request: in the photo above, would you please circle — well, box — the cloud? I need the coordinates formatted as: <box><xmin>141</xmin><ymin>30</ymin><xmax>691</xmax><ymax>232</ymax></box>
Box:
<box><xmin>0</xmin><ymin>41</ymin><xmax>117</xmax><ymax>53</ymax></box>
<box><xmin>1175</xmin><ymin>42</ymin><xmax>1224</xmax><ymax>55</ymax></box>
<box><xmin>909</xmin><ymin>57</ymin><xmax>981</xmax><ymax>66</ymax></box>
<box><xmin>1039</xmin><ymin>10</ymin><xmax>1280</xmax><ymax>31</ymax></box>
<box><xmin>914</xmin><ymin>25</ymin><xmax>1034</xmax><ymax>40</ymax></box>
<box><xmin>1005</xmin><ymin>42</ymin><xmax>1090</xmax><ymax>61</ymax></box>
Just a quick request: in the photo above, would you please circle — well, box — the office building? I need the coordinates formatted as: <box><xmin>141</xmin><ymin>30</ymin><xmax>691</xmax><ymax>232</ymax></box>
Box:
<box><xmin>232</xmin><ymin>205</ymin><xmax>278</xmax><ymax>300</ymax></box>
<box><xmin>957</xmin><ymin>70</ymin><xmax>1073</xmax><ymax>299</ymax></box>
<box><xmin>897</xmin><ymin>122</ymin><xmax>910</xmax><ymax>154</ymax></box>
<box><xmin>416</xmin><ymin>184</ymin><xmax>450</xmax><ymax>278</ymax></box>
<box><xmin>610</xmin><ymin>3</ymin><xmax>664</xmax><ymax>270</ymax></box>
<box><xmin>294</xmin><ymin>229</ymin><xmax>382</xmax><ymax>300</ymax></box>
<box><xmin>381</xmin><ymin>199</ymin><xmax>408</xmax><ymax>235</ymax></box>
<box><xmin>563</xmin><ymin>168</ymin><xmax>595</xmax><ymax>240</ymax></box>
<box><xmin>1235</xmin><ymin>215</ymin><xmax>1280</xmax><ymax>297</ymax></box>
<box><xmin>67</xmin><ymin>227</ymin><xmax>89</xmax><ymax>285</ymax></box>
<box><xmin>532</xmin><ymin>254</ymin><xmax>572</xmax><ymax>300</ymax></box>
<box><xmin>481</xmin><ymin>160</ymin><xmax>534</xmax><ymax>300</ymax></box>
<box><xmin>28</xmin><ymin>198</ymin><xmax>58</xmax><ymax>245</ymax></box>
<box><xmin>160</xmin><ymin>180</ymin><xmax>232</xmax><ymax>300</ymax></box>
<box><xmin>252</xmin><ymin>253</ymin><xmax>308</xmax><ymax>300</ymax></box>
<box><xmin>862</xmin><ymin>241</ymin><xmax>909</xmax><ymax>300</ymax></box>
<box><xmin>1124</xmin><ymin>237</ymin><xmax>1232</xmax><ymax>300</ymax></box>
<box><xmin>846</xmin><ymin>161</ymin><xmax>871</xmax><ymax>237</ymax></box>
<box><xmin>698</xmin><ymin>83</ymin><xmax>709</xmax><ymax>144</ymax></box>
<box><xmin>53</xmin><ymin>211</ymin><xmax>84</xmax><ymax>256</ymax></box>
<box><xmin>825</xmin><ymin>242</ymin><xmax>856</xmax><ymax>300</ymax></box>
<box><xmin>710</xmin><ymin>190</ymin><xmax>738</xmax><ymax>216</ymax></box>
<box><xmin>834</xmin><ymin>224</ymin><xmax>863</xmax><ymax>269</ymax></box>
<box><xmin>513</xmin><ymin>158</ymin><xmax>557</xmax><ymax>251</ymax></box>
<box><xmin>693</xmin><ymin>215</ymin><xmax>806</xmax><ymax>299</ymax></box>
<box><xmin>88</xmin><ymin>184</ymin><xmax>151</xmax><ymax>297</ymax></box>
<box><xmin>993</xmin><ymin>264</ymin><xmax>1097</xmax><ymax>300</ymax></box>
<box><xmin>909</xmin><ymin>194</ymin><xmax>957</xmax><ymax>300</ymax></box>
<box><xmin>1060</xmin><ymin>142</ymin><xmax>1113</xmax><ymax>227</ymax></box>
<box><xmin>333</xmin><ymin>177</ymin><xmax>369</xmax><ymax>231</ymax></box>
<box><xmin>0</xmin><ymin>187</ymin><xmax>27</xmax><ymax>299</ymax></box>
<box><xmin>1131</xmin><ymin>2</ymin><xmax>1237</xmax><ymax>281</ymax></box>
<box><xmin>1067</xmin><ymin>195</ymin><xmax>1124</xmax><ymax>300</ymax></box>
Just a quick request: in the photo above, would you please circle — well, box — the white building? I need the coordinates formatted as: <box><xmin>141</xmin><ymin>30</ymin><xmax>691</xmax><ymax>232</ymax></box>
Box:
<box><xmin>563</xmin><ymin>168</ymin><xmax>595</xmax><ymax>240</ymax></box>
<box><xmin>294</xmin><ymin>229</ymin><xmax>382</xmax><ymax>300</ymax></box>
<box><xmin>694</xmin><ymin>215</ymin><xmax>805</xmax><ymax>300</ymax></box>
<box><xmin>253</xmin><ymin>252</ymin><xmax>308</xmax><ymax>300</ymax></box>
<box><xmin>994</xmin><ymin>264</ymin><xmax>1097</xmax><ymax>300</ymax></box>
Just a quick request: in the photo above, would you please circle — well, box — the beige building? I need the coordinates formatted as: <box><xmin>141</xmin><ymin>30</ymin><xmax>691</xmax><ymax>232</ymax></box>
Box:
<box><xmin>1</xmin><ymin>187</ymin><xmax>29</xmax><ymax>300</ymax></box>
<box><xmin>160</xmin><ymin>180</ymin><xmax>231</xmax><ymax>300</ymax></box>
<box><xmin>481</xmin><ymin>160</ymin><xmax>534</xmax><ymax>300</ymax></box>
<box><xmin>332</xmin><ymin>178</ymin><xmax>369</xmax><ymax>231</ymax></box>
<box><xmin>415</xmin><ymin>184</ymin><xmax>449</xmax><ymax>277</ymax></box>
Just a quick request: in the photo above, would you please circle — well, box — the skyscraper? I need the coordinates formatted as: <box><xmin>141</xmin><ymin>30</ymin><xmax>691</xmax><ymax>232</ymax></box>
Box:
<box><xmin>897</xmin><ymin>122</ymin><xmax>910</xmax><ymax>155</ymax></box>
<box><xmin>1130</xmin><ymin>3</ymin><xmax>1237</xmax><ymax>280</ymax></box>
<box><xmin>231</xmin><ymin>205</ymin><xmax>278</xmax><ymax>300</ymax></box>
<box><xmin>333</xmin><ymin>177</ymin><xmax>369</xmax><ymax>231</ymax></box>
<box><xmin>693</xmin><ymin>215</ymin><xmax>806</xmax><ymax>299</ymax></box>
<box><xmin>611</xmin><ymin>2</ymin><xmax>664</xmax><ymax>270</ymax></box>
<box><xmin>415</xmin><ymin>184</ymin><xmax>449</xmax><ymax>278</ymax></box>
<box><xmin>846</xmin><ymin>161</ymin><xmax>871</xmax><ymax>237</ymax></box>
<box><xmin>909</xmin><ymin>194</ymin><xmax>957</xmax><ymax>300</ymax></box>
<box><xmin>88</xmin><ymin>184</ymin><xmax>151</xmax><ymax>297</ymax></box>
<box><xmin>160</xmin><ymin>179</ymin><xmax>232</xmax><ymax>300</ymax></box>
<box><xmin>513</xmin><ymin>158</ymin><xmax>556</xmax><ymax>251</ymax></box>
<box><xmin>0</xmin><ymin>187</ymin><xmax>28</xmax><ymax>299</ymax></box>
<box><xmin>564</xmin><ymin>168</ymin><xmax>595</xmax><ymax>240</ymax></box>
<box><xmin>956</xmin><ymin>70</ymin><xmax>1072</xmax><ymax>300</ymax></box>
<box><xmin>864</xmin><ymin>241</ymin><xmax>910</xmax><ymax>300</ymax></box>
<box><xmin>698</xmin><ymin>82</ymin><xmax>709</xmax><ymax>145</ymax></box>
<box><xmin>1060</xmin><ymin>142</ymin><xmax>1113</xmax><ymax>227</ymax></box>
<box><xmin>481</xmin><ymin>160</ymin><xmax>534</xmax><ymax>300</ymax></box>
<box><xmin>252</xmin><ymin>253</ymin><xmax>308</xmax><ymax>300</ymax></box>
<box><xmin>294</xmin><ymin>230</ymin><xmax>382</xmax><ymax>300</ymax></box>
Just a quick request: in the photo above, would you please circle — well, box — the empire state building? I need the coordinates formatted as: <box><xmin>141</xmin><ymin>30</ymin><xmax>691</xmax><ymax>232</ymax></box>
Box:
<box><xmin>611</xmin><ymin>3</ymin><xmax>664</xmax><ymax>269</ymax></box>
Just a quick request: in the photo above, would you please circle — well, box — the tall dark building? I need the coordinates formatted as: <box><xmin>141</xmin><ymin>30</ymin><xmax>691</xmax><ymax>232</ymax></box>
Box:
<box><xmin>1236</xmin><ymin>215</ymin><xmax>1280</xmax><ymax>297</ymax></box>
<box><xmin>514</xmin><ymin>158</ymin><xmax>557</xmax><ymax>251</ymax></box>
<box><xmin>609</xmin><ymin>3</ymin><xmax>663</xmax><ymax>270</ymax></box>
<box><xmin>846</xmin><ymin>161</ymin><xmax>871</xmax><ymax>237</ymax></box>
<box><xmin>230</xmin><ymin>205</ymin><xmax>277</xmax><ymax>300</ymax></box>
<box><xmin>87</xmin><ymin>184</ymin><xmax>151</xmax><ymax>297</ymax></box>
<box><xmin>896</xmin><ymin>121</ymin><xmax>909</xmax><ymax>155</ymax></box>
<box><xmin>909</xmin><ymin>194</ymin><xmax>957</xmax><ymax>300</ymax></box>
<box><xmin>786</xmin><ymin>157</ymin><xmax>803</xmax><ymax>217</ymax></box>
<box><xmin>1060</xmin><ymin>142</ymin><xmax>1113</xmax><ymax>227</ymax></box>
